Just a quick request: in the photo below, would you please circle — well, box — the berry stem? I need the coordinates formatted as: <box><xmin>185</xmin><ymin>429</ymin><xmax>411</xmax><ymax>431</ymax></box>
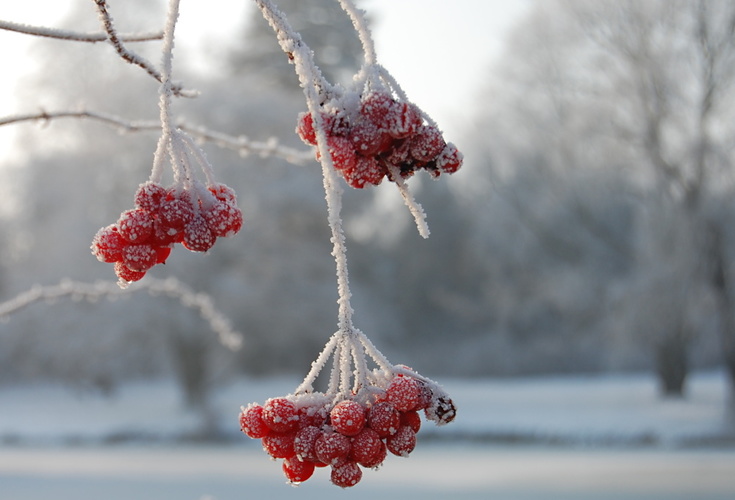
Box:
<box><xmin>337</xmin><ymin>0</ymin><xmax>377</xmax><ymax>67</ymax></box>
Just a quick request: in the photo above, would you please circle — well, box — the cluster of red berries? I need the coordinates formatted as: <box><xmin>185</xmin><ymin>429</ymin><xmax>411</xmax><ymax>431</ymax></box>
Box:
<box><xmin>239</xmin><ymin>373</ymin><xmax>456</xmax><ymax>488</ymax></box>
<box><xmin>91</xmin><ymin>181</ymin><xmax>243</xmax><ymax>283</ymax></box>
<box><xmin>296</xmin><ymin>91</ymin><xmax>463</xmax><ymax>188</ymax></box>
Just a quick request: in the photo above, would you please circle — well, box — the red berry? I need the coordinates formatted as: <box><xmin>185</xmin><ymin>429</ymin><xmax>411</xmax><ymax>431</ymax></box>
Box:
<box><xmin>159</xmin><ymin>197</ymin><xmax>194</xmax><ymax>230</ymax></box>
<box><xmin>155</xmin><ymin>245</ymin><xmax>172</xmax><ymax>265</ymax></box>
<box><xmin>262</xmin><ymin>431</ymin><xmax>297</xmax><ymax>459</ymax></box>
<box><xmin>262</xmin><ymin>397</ymin><xmax>299</xmax><ymax>433</ymax></box>
<box><xmin>349</xmin><ymin>119</ymin><xmax>392</xmax><ymax>156</ymax></box>
<box><xmin>436</xmin><ymin>143</ymin><xmax>463</xmax><ymax>174</ymax></box>
<box><xmin>330</xmin><ymin>461</ymin><xmax>362</xmax><ymax>488</ymax></box>
<box><xmin>358</xmin><ymin>440</ymin><xmax>386</xmax><ymax>469</ymax></box>
<box><xmin>239</xmin><ymin>404</ymin><xmax>271</xmax><ymax>439</ymax></box>
<box><xmin>134</xmin><ymin>182</ymin><xmax>167</xmax><ymax>212</ymax></box>
<box><xmin>386</xmin><ymin>376</ymin><xmax>422</xmax><ymax>412</ymax></box>
<box><xmin>208</xmin><ymin>183</ymin><xmax>238</xmax><ymax>204</ymax></box>
<box><xmin>91</xmin><ymin>225</ymin><xmax>125</xmax><ymax>263</ymax></box>
<box><xmin>367</xmin><ymin>401</ymin><xmax>400</xmax><ymax>437</ymax></box>
<box><xmin>400</xmin><ymin>410</ymin><xmax>421</xmax><ymax>433</ymax></box>
<box><xmin>114</xmin><ymin>261</ymin><xmax>146</xmax><ymax>283</ymax></box>
<box><xmin>343</xmin><ymin>156</ymin><xmax>385</xmax><ymax>189</ymax></box>
<box><xmin>203</xmin><ymin>201</ymin><xmax>243</xmax><ymax>238</ymax></box>
<box><xmin>361</xmin><ymin>91</ymin><xmax>395</xmax><ymax>127</ymax></box>
<box><xmin>117</xmin><ymin>208</ymin><xmax>154</xmax><ymax>243</ymax></box>
<box><xmin>121</xmin><ymin>244</ymin><xmax>158</xmax><ymax>272</ymax></box>
<box><xmin>182</xmin><ymin>215</ymin><xmax>216</xmax><ymax>252</ymax></box>
<box><xmin>349</xmin><ymin>428</ymin><xmax>384</xmax><ymax>467</ymax></box>
<box><xmin>294</xmin><ymin>425</ymin><xmax>322</xmax><ymax>462</ymax></box>
<box><xmin>386</xmin><ymin>425</ymin><xmax>416</xmax><ymax>457</ymax></box>
<box><xmin>298</xmin><ymin>404</ymin><xmax>328</xmax><ymax>428</ymax></box>
<box><xmin>314</xmin><ymin>430</ymin><xmax>351</xmax><ymax>465</ymax></box>
<box><xmin>330</xmin><ymin>401</ymin><xmax>366</xmax><ymax>437</ymax></box>
<box><xmin>325</xmin><ymin>136</ymin><xmax>358</xmax><ymax>172</ymax></box>
<box><xmin>409</xmin><ymin>125</ymin><xmax>446</xmax><ymax>163</ymax></box>
<box><xmin>296</xmin><ymin>112</ymin><xmax>317</xmax><ymax>145</ymax></box>
<box><xmin>282</xmin><ymin>456</ymin><xmax>316</xmax><ymax>484</ymax></box>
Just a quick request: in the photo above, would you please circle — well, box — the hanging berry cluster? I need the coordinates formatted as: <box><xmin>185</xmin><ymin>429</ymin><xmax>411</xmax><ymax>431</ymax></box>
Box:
<box><xmin>91</xmin><ymin>181</ymin><xmax>242</xmax><ymax>284</ymax></box>
<box><xmin>239</xmin><ymin>330</ymin><xmax>456</xmax><ymax>487</ymax></box>
<box><xmin>296</xmin><ymin>90</ymin><xmax>463</xmax><ymax>189</ymax></box>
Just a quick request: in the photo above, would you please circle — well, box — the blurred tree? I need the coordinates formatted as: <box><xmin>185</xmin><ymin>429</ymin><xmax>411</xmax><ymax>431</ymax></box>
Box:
<box><xmin>469</xmin><ymin>0</ymin><xmax>735</xmax><ymax>395</ymax></box>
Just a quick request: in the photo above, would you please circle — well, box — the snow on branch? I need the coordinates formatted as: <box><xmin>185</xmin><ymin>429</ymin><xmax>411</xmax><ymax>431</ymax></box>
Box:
<box><xmin>0</xmin><ymin>19</ymin><xmax>162</xmax><ymax>43</ymax></box>
<box><xmin>0</xmin><ymin>278</ymin><xmax>243</xmax><ymax>350</ymax></box>
<box><xmin>0</xmin><ymin>109</ymin><xmax>315</xmax><ymax>165</ymax></box>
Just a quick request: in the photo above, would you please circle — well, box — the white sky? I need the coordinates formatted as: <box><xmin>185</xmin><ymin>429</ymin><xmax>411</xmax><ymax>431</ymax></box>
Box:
<box><xmin>0</xmin><ymin>0</ymin><xmax>529</xmax><ymax>155</ymax></box>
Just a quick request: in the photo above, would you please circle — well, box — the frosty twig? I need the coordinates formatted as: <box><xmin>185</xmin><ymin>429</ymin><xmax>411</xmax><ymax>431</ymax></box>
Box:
<box><xmin>0</xmin><ymin>19</ymin><xmax>162</xmax><ymax>43</ymax></box>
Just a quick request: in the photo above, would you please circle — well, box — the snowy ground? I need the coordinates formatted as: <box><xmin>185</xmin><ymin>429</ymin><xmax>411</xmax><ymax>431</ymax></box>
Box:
<box><xmin>1</xmin><ymin>371</ymin><xmax>734</xmax><ymax>499</ymax></box>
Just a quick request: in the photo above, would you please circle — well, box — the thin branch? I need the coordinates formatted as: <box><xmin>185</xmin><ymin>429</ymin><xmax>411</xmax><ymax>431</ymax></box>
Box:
<box><xmin>0</xmin><ymin>109</ymin><xmax>315</xmax><ymax>165</ymax></box>
<box><xmin>93</xmin><ymin>0</ymin><xmax>195</xmax><ymax>98</ymax></box>
<box><xmin>0</xmin><ymin>278</ymin><xmax>242</xmax><ymax>351</ymax></box>
<box><xmin>0</xmin><ymin>19</ymin><xmax>162</xmax><ymax>43</ymax></box>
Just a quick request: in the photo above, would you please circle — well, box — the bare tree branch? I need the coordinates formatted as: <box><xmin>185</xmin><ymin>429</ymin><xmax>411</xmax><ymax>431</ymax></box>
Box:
<box><xmin>0</xmin><ymin>19</ymin><xmax>162</xmax><ymax>43</ymax></box>
<box><xmin>93</xmin><ymin>0</ymin><xmax>195</xmax><ymax>97</ymax></box>
<box><xmin>0</xmin><ymin>109</ymin><xmax>315</xmax><ymax>165</ymax></box>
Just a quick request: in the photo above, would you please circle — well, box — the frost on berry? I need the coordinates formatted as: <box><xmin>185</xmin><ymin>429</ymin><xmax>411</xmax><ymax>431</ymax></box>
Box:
<box><xmin>262</xmin><ymin>431</ymin><xmax>297</xmax><ymax>459</ymax></box>
<box><xmin>240</xmin><ymin>404</ymin><xmax>271</xmax><ymax>439</ymax></box>
<box><xmin>386</xmin><ymin>425</ymin><xmax>417</xmax><ymax>457</ymax></box>
<box><xmin>294</xmin><ymin>425</ymin><xmax>322</xmax><ymax>462</ymax></box>
<box><xmin>283</xmin><ymin>456</ymin><xmax>316</xmax><ymax>484</ymax></box>
<box><xmin>117</xmin><ymin>209</ymin><xmax>154</xmax><ymax>243</ymax></box>
<box><xmin>386</xmin><ymin>375</ymin><xmax>422</xmax><ymax>412</ymax></box>
<box><xmin>296</xmin><ymin>112</ymin><xmax>317</xmax><ymax>145</ymax></box>
<box><xmin>298</xmin><ymin>404</ymin><xmax>328</xmax><ymax>428</ymax></box>
<box><xmin>330</xmin><ymin>400</ymin><xmax>366</xmax><ymax>437</ymax></box>
<box><xmin>436</xmin><ymin>143</ymin><xmax>463</xmax><ymax>174</ymax></box>
<box><xmin>114</xmin><ymin>261</ymin><xmax>146</xmax><ymax>283</ymax></box>
<box><xmin>349</xmin><ymin>428</ymin><xmax>384</xmax><ymax>467</ymax></box>
<box><xmin>204</xmin><ymin>201</ymin><xmax>243</xmax><ymax>238</ymax></box>
<box><xmin>121</xmin><ymin>244</ymin><xmax>158</xmax><ymax>272</ymax></box>
<box><xmin>91</xmin><ymin>225</ymin><xmax>125</xmax><ymax>263</ymax></box>
<box><xmin>182</xmin><ymin>215</ymin><xmax>216</xmax><ymax>253</ymax></box>
<box><xmin>409</xmin><ymin>125</ymin><xmax>446</xmax><ymax>163</ymax></box>
<box><xmin>330</xmin><ymin>460</ymin><xmax>362</xmax><ymax>488</ymax></box>
<box><xmin>159</xmin><ymin>197</ymin><xmax>194</xmax><ymax>230</ymax></box>
<box><xmin>400</xmin><ymin>410</ymin><xmax>422</xmax><ymax>433</ymax></box>
<box><xmin>425</xmin><ymin>396</ymin><xmax>457</xmax><ymax>425</ymax></box>
<box><xmin>367</xmin><ymin>401</ymin><xmax>400</xmax><ymax>437</ymax></box>
<box><xmin>314</xmin><ymin>430</ymin><xmax>351</xmax><ymax>465</ymax></box>
<box><xmin>134</xmin><ymin>182</ymin><xmax>167</xmax><ymax>212</ymax></box>
<box><xmin>263</xmin><ymin>397</ymin><xmax>300</xmax><ymax>433</ymax></box>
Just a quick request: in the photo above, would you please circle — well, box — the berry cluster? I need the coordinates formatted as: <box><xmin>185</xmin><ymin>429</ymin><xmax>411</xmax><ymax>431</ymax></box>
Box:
<box><xmin>91</xmin><ymin>182</ymin><xmax>243</xmax><ymax>283</ymax></box>
<box><xmin>296</xmin><ymin>91</ymin><xmax>463</xmax><ymax>188</ymax></box>
<box><xmin>239</xmin><ymin>372</ymin><xmax>456</xmax><ymax>488</ymax></box>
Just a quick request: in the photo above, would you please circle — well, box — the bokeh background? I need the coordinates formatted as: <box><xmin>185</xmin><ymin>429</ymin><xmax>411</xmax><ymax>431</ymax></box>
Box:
<box><xmin>1</xmin><ymin>1</ymin><xmax>734</xmax><ymax>499</ymax></box>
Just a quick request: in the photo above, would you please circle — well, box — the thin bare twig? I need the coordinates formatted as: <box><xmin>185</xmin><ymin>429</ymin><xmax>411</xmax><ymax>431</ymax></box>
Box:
<box><xmin>0</xmin><ymin>109</ymin><xmax>315</xmax><ymax>165</ymax></box>
<box><xmin>0</xmin><ymin>19</ymin><xmax>162</xmax><ymax>42</ymax></box>
<box><xmin>93</xmin><ymin>0</ymin><xmax>195</xmax><ymax>97</ymax></box>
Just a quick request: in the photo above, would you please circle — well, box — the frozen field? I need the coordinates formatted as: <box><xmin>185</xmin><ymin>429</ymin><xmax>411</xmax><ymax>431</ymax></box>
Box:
<box><xmin>1</xmin><ymin>371</ymin><xmax>734</xmax><ymax>499</ymax></box>
<box><xmin>1</xmin><ymin>444</ymin><xmax>734</xmax><ymax>500</ymax></box>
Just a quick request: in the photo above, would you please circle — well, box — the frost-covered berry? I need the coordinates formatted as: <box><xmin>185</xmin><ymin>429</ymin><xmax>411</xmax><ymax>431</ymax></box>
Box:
<box><xmin>330</xmin><ymin>460</ymin><xmax>362</xmax><ymax>488</ymax></box>
<box><xmin>367</xmin><ymin>401</ymin><xmax>400</xmax><ymax>437</ymax></box>
<box><xmin>134</xmin><ymin>182</ymin><xmax>167</xmax><ymax>212</ymax></box>
<box><xmin>409</xmin><ymin>125</ymin><xmax>446</xmax><ymax>163</ymax></box>
<box><xmin>298</xmin><ymin>404</ymin><xmax>328</xmax><ymax>428</ymax></box>
<box><xmin>239</xmin><ymin>404</ymin><xmax>271</xmax><ymax>439</ymax></box>
<box><xmin>349</xmin><ymin>428</ymin><xmax>384</xmax><ymax>467</ymax></box>
<box><xmin>203</xmin><ymin>201</ymin><xmax>243</xmax><ymax>238</ymax></box>
<box><xmin>262</xmin><ymin>397</ymin><xmax>300</xmax><ymax>433</ymax></box>
<box><xmin>296</xmin><ymin>112</ymin><xmax>317</xmax><ymax>145</ymax></box>
<box><xmin>314</xmin><ymin>430</ymin><xmax>351</xmax><ymax>465</ymax></box>
<box><xmin>386</xmin><ymin>425</ymin><xmax>416</xmax><ymax>457</ymax></box>
<box><xmin>91</xmin><ymin>225</ymin><xmax>125</xmax><ymax>263</ymax></box>
<box><xmin>182</xmin><ymin>215</ymin><xmax>216</xmax><ymax>252</ymax></box>
<box><xmin>386</xmin><ymin>376</ymin><xmax>422</xmax><ymax>412</ymax></box>
<box><xmin>326</xmin><ymin>136</ymin><xmax>358</xmax><ymax>172</ymax></box>
<box><xmin>436</xmin><ymin>143</ymin><xmax>463</xmax><ymax>174</ymax></box>
<box><xmin>121</xmin><ymin>244</ymin><xmax>158</xmax><ymax>272</ymax></box>
<box><xmin>294</xmin><ymin>425</ymin><xmax>322</xmax><ymax>462</ymax></box>
<box><xmin>360</xmin><ymin>91</ymin><xmax>394</xmax><ymax>126</ymax></box>
<box><xmin>114</xmin><ymin>261</ymin><xmax>146</xmax><ymax>283</ymax></box>
<box><xmin>400</xmin><ymin>410</ymin><xmax>422</xmax><ymax>434</ymax></box>
<box><xmin>159</xmin><ymin>197</ymin><xmax>194</xmax><ymax>230</ymax></box>
<box><xmin>262</xmin><ymin>431</ymin><xmax>297</xmax><ymax>459</ymax></box>
<box><xmin>117</xmin><ymin>208</ymin><xmax>154</xmax><ymax>243</ymax></box>
<box><xmin>283</xmin><ymin>456</ymin><xmax>316</xmax><ymax>484</ymax></box>
<box><xmin>342</xmin><ymin>156</ymin><xmax>385</xmax><ymax>189</ymax></box>
<box><xmin>330</xmin><ymin>400</ymin><xmax>366</xmax><ymax>437</ymax></box>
